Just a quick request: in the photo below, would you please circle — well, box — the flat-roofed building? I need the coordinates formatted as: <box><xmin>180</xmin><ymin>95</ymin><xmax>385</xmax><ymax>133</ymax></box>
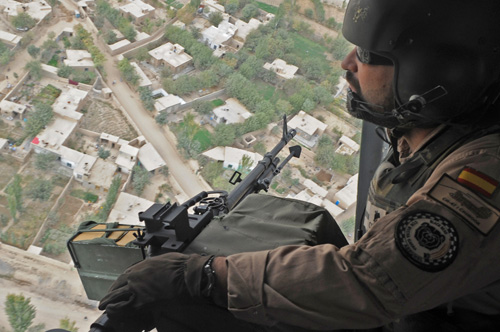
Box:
<box><xmin>130</xmin><ymin>62</ymin><xmax>152</xmax><ymax>88</ymax></box>
<box><xmin>0</xmin><ymin>99</ymin><xmax>27</xmax><ymax>119</ymax></box>
<box><xmin>287</xmin><ymin>111</ymin><xmax>327</xmax><ymax>148</ymax></box>
<box><xmin>154</xmin><ymin>94</ymin><xmax>185</xmax><ymax>114</ymax></box>
<box><xmin>138</xmin><ymin>142</ymin><xmax>166</xmax><ymax>174</ymax></box>
<box><xmin>148</xmin><ymin>43</ymin><xmax>193</xmax><ymax>74</ymax></box>
<box><xmin>0</xmin><ymin>30</ymin><xmax>21</xmax><ymax>47</ymax></box>
<box><xmin>116</xmin><ymin>143</ymin><xmax>139</xmax><ymax>174</ymax></box>
<box><xmin>86</xmin><ymin>158</ymin><xmax>118</xmax><ymax>192</ymax></box>
<box><xmin>52</xmin><ymin>87</ymin><xmax>89</xmax><ymax>121</ymax></box>
<box><xmin>211</xmin><ymin>98</ymin><xmax>252</xmax><ymax>125</ymax></box>
<box><xmin>234</xmin><ymin>18</ymin><xmax>261</xmax><ymax>42</ymax></box>
<box><xmin>119</xmin><ymin>0</ymin><xmax>154</xmax><ymax>24</ymax></box>
<box><xmin>64</xmin><ymin>50</ymin><xmax>94</xmax><ymax>70</ymax></box>
<box><xmin>109</xmin><ymin>39</ymin><xmax>131</xmax><ymax>53</ymax></box>
<box><xmin>201</xmin><ymin>20</ymin><xmax>236</xmax><ymax>50</ymax></box>
<box><xmin>108</xmin><ymin>192</ymin><xmax>154</xmax><ymax>225</ymax></box>
<box><xmin>2</xmin><ymin>0</ymin><xmax>52</xmax><ymax>22</ymax></box>
<box><xmin>335</xmin><ymin>135</ymin><xmax>360</xmax><ymax>156</ymax></box>
<box><xmin>202</xmin><ymin>146</ymin><xmax>262</xmax><ymax>171</ymax></box>
<box><xmin>263</xmin><ymin>58</ymin><xmax>298</xmax><ymax>81</ymax></box>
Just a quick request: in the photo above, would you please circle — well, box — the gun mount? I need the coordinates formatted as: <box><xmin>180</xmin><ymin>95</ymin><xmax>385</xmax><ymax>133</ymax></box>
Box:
<box><xmin>132</xmin><ymin>115</ymin><xmax>301</xmax><ymax>257</ymax></box>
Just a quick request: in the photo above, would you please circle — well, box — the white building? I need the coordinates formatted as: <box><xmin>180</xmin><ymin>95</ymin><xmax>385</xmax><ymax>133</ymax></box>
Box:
<box><xmin>202</xmin><ymin>146</ymin><xmax>263</xmax><ymax>171</ymax></box>
<box><xmin>201</xmin><ymin>20</ymin><xmax>236</xmax><ymax>50</ymax></box>
<box><xmin>333</xmin><ymin>174</ymin><xmax>358</xmax><ymax>209</ymax></box>
<box><xmin>108</xmin><ymin>192</ymin><xmax>154</xmax><ymax>225</ymax></box>
<box><xmin>138</xmin><ymin>142</ymin><xmax>166</xmax><ymax>175</ymax></box>
<box><xmin>263</xmin><ymin>59</ymin><xmax>298</xmax><ymax>80</ymax></box>
<box><xmin>52</xmin><ymin>87</ymin><xmax>89</xmax><ymax>121</ymax></box>
<box><xmin>335</xmin><ymin>135</ymin><xmax>360</xmax><ymax>156</ymax></box>
<box><xmin>212</xmin><ymin>98</ymin><xmax>252</xmax><ymax>125</ymax></box>
<box><xmin>287</xmin><ymin>111</ymin><xmax>327</xmax><ymax>148</ymax></box>
<box><xmin>64</xmin><ymin>50</ymin><xmax>94</xmax><ymax>70</ymax></box>
<box><xmin>119</xmin><ymin>0</ymin><xmax>155</xmax><ymax>24</ymax></box>
<box><xmin>116</xmin><ymin>143</ymin><xmax>139</xmax><ymax>174</ymax></box>
<box><xmin>130</xmin><ymin>62</ymin><xmax>152</xmax><ymax>88</ymax></box>
<box><xmin>148</xmin><ymin>43</ymin><xmax>193</xmax><ymax>74</ymax></box>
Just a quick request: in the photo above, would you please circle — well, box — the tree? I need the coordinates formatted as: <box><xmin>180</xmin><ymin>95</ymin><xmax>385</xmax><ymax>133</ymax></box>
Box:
<box><xmin>35</xmin><ymin>152</ymin><xmax>58</xmax><ymax>170</ymax></box>
<box><xmin>118</xmin><ymin>58</ymin><xmax>140</xmax><ymax>86</ymax></box>
<box><xmin>6</xmin><ymin>175</ymin><xmax>22</xmax><ymax>222</ymax></box>
<box><xmin>5</xmin><ymin>293</ymin><xmax>36</xmax><ymax>332</ymax></box>
<box><xmin>98</xmin><ymin>147</ymin><xmax>111</xmax><ymax>160</ymax></box>
<box><xmin>24</xmin><ymin>103</ymin><xmax>53</xmax><ymax>138</ymax></box>
<box><xmin>57</xmin><ymin>65</ymin><xmax>73</xmax><ymax>78</ymax></box>
<box><xmin>26</xmin><ymin>179</ymin><xmax>53</xmax><ymax>201</ymax></box>
<box><xmin>208</xmin><ymin>11</ymin><xmax>223</xmax><ymax>27</ymax></box>
<box><xmin>104</xmin><ymin>30</ymin><xmax>118</xmax><ymax>44</ymax></box>
<box><xmin>212</xmin><ymin>124</ymin><xmax>236</xmax><ymax>146</ymax></box>
<box><xmin>132</xmin><ymin>165</ymin><xmax>151</xmax><ymax>195</ymax></box>
<box><xmin>238</xmin><ymin>154</ymin><xmax>253</xmax><ymax>173</ymax></box>
<box><xmin>139</xmin><ymin>87</ymin><xmax>155</xmax><ymax>111</ymax></box>
<box><xmin>27</xmin><ymin>45</ymin><xmax>40</xmax><ymax>58</ymax></box>
<box><xmin>25</xmin><ymin>61</ymin><xmax>42</xmax><ymax>81</ymax></box>
<box><xmin>241</xmin><ymin>3</ymin><xmax>259</xmax><ymax>22</ymax></box>
<box><xmin>304</xmin><ymin>8</ymin><xmax>313</xmax><ymax>18</ymax></box>
<box><xmin>156</xmin><ymin>111</ymin><xmax>168</xmax><ymax>125</ymax></box>
<box><xmin>59</xmin><ymin>317</ymin><xmax>78</xmax><ymax>332</ymax></box>
<box><xmin>11</xmin><ymin>13</ymin><xmax>36</xmax><ymax>29</ymax></box>
<box><xmin>192</xmin><ymin>100</ymin><xmax>213</xmax><ymax>115</ymax></box>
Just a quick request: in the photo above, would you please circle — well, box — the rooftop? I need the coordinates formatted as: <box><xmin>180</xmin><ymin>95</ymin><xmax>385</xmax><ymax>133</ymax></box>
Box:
<box><xmin>34</xmin><ymin>117</ymin><xmax>78</xmax><ymax>151</ymax></box>
<box><xmin>138</xmin><ymin>142</ymin><xmax>166</xmax><ymax>172</ymax></box>
<box><xmin>87</xmin><ymin>158</ymin><xmax>117</xmax><ymax>190</ymax></box>
<box><xmin>288</xmin><ymin>111</ymin><xmax>327</xmax><ymax>136</ymax></box>
<box><xmin>148</xmin><ymin>43</ymin><xmax>193</xmax><ymax>68</ymax></box>
<box><xmin>212</xmin><ymin>98</ymin><xmax>252</xmax><ymax>124</ymax></box>
<box><xmin>52</xmin><ymin>87</ymin><xmax>88</xmax><ymax>121</ymax></box>
<box><xmin>108</xmin><ymin>192</ymin><xmax>154</xmax><ymax>225</ymax></box>
<box><xmin>64</xmin><ymin>50</ymin><xmax>94</xmax><ymax>68</ymax></box>
<box><xmin>263</xmin><ymin>59</ymin><xmax>298</xmax><ymax>80</ymax></box>
<box><xmin>0</xmin><ymin>30</ymin><xmax>21</xmax><ymax>45</ymax></box>
<box><xmin>130</xmin><ymin>62</ymin><xmax>152</xmax><ymax>87</ymax></box>
<box><xmin>119</xmin><ymin>0</ymin><xmax>155</xmax><ymax>19</ymax></box>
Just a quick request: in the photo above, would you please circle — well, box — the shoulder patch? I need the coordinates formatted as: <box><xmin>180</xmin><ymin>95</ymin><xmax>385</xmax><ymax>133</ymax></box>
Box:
<box><xmin>457</xmin><ymin>167</ymin><xmax>498</xmax><ymax>198</ymax></box>
<box><xmin>395</xmin><ymin>211</ymin><xmax>459</xmax><ymax>272</ymax></box>
<box><xmin>429</xmin><ymin>175</ymin><xmax>500</xmax><ymax>235</ymax></box>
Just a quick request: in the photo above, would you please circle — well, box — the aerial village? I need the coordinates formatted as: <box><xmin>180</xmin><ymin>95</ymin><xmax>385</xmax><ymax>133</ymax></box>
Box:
<box><xmin>0</xmin><ymin>0</ymin><xmax>358</xmax><ymax>321</ymax></box>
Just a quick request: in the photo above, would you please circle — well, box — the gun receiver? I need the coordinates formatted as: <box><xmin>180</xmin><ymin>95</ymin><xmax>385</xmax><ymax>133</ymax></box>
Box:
<box><xmin>132</xmin><ymin>115</ymin><xmax>301</xmax><ymax>256</ymax></box>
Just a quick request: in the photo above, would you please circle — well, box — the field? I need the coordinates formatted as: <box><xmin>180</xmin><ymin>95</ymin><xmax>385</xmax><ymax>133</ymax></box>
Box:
<box><xmin>256</xmin><ymin>1</ymin><xmax>279</xmax><ymax>14</ymax></box>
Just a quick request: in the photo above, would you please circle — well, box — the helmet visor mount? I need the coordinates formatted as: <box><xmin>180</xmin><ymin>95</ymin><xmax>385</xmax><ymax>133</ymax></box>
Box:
<box><xmin>356</xmin><ymin>47</ymin><xmax>393</xmax><ymax>66</ymax></box>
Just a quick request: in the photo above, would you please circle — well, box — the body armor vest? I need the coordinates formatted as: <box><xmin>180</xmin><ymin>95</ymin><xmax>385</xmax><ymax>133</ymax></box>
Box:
<box><xmin>362</xmin><ymin>125</ymin><xmax>494</xmax><ymax>234</ymax></box>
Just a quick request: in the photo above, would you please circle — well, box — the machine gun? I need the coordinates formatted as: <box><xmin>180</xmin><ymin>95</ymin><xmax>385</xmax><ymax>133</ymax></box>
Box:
<box><xmin>78</xmin><ymin>116</ymin><xmax>302</xmax><ymax>332</ymax></box>
<box><xmin>133</xmin><ymin>115</ymin><xmax>301</xmax><ymax>257</ymax></box>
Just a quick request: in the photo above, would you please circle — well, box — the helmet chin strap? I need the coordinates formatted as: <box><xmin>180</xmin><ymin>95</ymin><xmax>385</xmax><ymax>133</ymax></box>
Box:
<box><xmin>347</xmin><ymin>86</ymin><xmax>448</xmax><ymax>129</ymax></box>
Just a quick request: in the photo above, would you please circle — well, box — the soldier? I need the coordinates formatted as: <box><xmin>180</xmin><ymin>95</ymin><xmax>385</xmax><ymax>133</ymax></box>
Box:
<box><xmin>98</xmin><ymin>0</ymin><xmax>500</xmax><ymax>331</ymax></box>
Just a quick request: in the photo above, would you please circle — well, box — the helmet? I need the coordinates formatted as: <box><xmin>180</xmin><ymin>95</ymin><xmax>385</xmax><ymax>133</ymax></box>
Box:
<box><xmin>342</xmin><ymin>0</ymin><xmax>500</xmax><ymax>129</ymax></box>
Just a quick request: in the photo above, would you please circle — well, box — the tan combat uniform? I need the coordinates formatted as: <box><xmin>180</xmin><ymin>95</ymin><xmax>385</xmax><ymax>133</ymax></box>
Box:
<box><xmin>226</xmin><ymin>126</ymin><xmax>500</xmax><ymax>330</ymax></box>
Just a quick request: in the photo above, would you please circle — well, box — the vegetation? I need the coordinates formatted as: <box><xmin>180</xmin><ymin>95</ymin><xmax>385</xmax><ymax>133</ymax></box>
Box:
<box><xmin>315</xmin><ymin>135</ymin><xmax>359</xmax><ymax>175</ymax></box>
<box><xmin>95</xmin><ymin>0</ymin><xmax>137</xmax><ymax>41</ymax></box>
<box><xmin>26</xmin><ymin>179</ymin><xmax>54</xmax><ymax>201</ymax></box>
<box><xmin>6</xmin><ymin>175</ymin><xmax>23</xmax><ymax>222</ymax></box>
<box><xmin>95</xmin><ymin>175</ymin><xmax>122</xmax><ymax>222</ymax></box>
<box><xmin>132</xmin><ymin>165</ymin><xmax>151</xmax><ymax>195</ymax></box>
<box><xmin>4</xmin><ymin>294</ymin><xmax>36</xmax><ymax>332</ymax></box>
<box><xmin>25</xmin><ymin>61</ymin><xmax>42</xmax><ymax>81</ymax></box>
<box><xmin>11</xmin><ymin>13</ymin><xmax>36</xmax><ymax>30</ymax></box>
<box><xmin>0</xmin><ymin>41</ymin><xmax>14</xmax><ymax>65</ymax></box>
<box><xmin>98</xmin><ymin>147</ymin><xmax>111</xmax><ymax>159</ymax></box>
<box><xmin>118</xmin><ymin>58</ymin><xmax>140</xmax><ymax>86</ymax></box>
<box><xmin>73</xmin><ymin>25</ymin><xmax>106</xmax><ymax>71</ymax></box>
<box><xmin>34</xmin><ymin>153</ymin><xmax>58</xmax><ymax>170</ymax></box>
<box><xmin>59</xmin><ymin>317</ymin><xmax>79</xmax><ymax>332</ymax></box>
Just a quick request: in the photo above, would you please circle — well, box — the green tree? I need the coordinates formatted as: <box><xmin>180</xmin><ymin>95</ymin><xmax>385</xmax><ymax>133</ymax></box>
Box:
<box><xmin>193</xmin><ymin>100</ymin><xmax>213</xmax><ymax>115</ymax></box>
<box><xmin>238</xmin><ymin>154</ymin><xmax>253</xmax><ymax>173</ymax></box>
<box><xmin>208</xmin><ymin>11</ymin><xmax>223</xmax><ymax>27</ymax></box>
<box><xmin>118</xmin><ymin>58</ymin><xmax>140</xmax><ymax>86</ymax></box>
<box><xmin>132</xmin><ymin>165</ymin><xmax>151</xmax><ymax>195</ymax></box>
<box><xmin>304</xmin><ymin>8</ymin><xmax>313</xmax><ymax>18</ymax></box>
<box><xmin>59</xmin><ymin>317</ymin><xmax>78</xmax><ymax>332</ymax></box>
<box><xmin>5</xmin><ymin>293</ymin><xmax>36</xmax><ymax>332</ymax></box>
<box><xmin>11</xmin><ymin>13</ymin><xmax>36</xmax><ymax>29</ymax></box>
<box><xmin>241</xmin><ymin>3</ymin><xmax>259</xmax><ymax>22</ymax></box>
<box><xmin>24</xmin><ymin>103</ymin><xmax>53</xmax><ymax>138</ymax></box>
<box><xmin>104</xmin><ymin>30</ymin><xmax>118</xmax><ymax>44</ymax></box>
<box><xmin>34</xmin><ymin>152</ymin><xmax>58</xmax><ymax>170</ymax></box>
<box><xmin>27</xmin><ymin>45</ymin><xmax>40</xmax><ymax>58</ymax></box>
<box><xmin>98</xmin><ymin>147</ymin><xmax>111</xmax><ymax>160</ymax></box>
<box><xmin>26</xmin><ymin>179</ymin><xmax>53</xmax><ymax>201</ymax></box>
<box><xmin>6</xmin><ymin>175</ymin><xmax>22</xmax><ymax>222</ymax></box>
<box><xmin>139</xmin><ymin>87</ymin><xmax>155</xmax><ymax>111</ymax></box>
<box><xmin>25</xmin><ymin>61</ymin><xmax>42</xmax><ymax>81</ymax></box>
<box><xmin>57</xmin><ymin>65</ymin><xmax>73</xmax><ymax>78</ymax></box>
<box><xmin>95</xmin><ymin>175</ymin><xmax>121</xmax><ymax>222</ymax></box>
<box><xmin>213</xmin><ymin>124</ymin><xmax>236</xmax><ymax>146</ymax></box>
<box><xmin>156</xmin><ymin>111</ymin><xmax>168</xmax><ymax>125</ymax></box>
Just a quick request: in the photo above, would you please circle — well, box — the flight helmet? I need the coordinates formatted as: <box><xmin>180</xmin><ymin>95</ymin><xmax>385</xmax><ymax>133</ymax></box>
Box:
<box><xmin>342</xmin><ymin>0</ymin><xmax>500</xmax><ymax>129</ymax></box>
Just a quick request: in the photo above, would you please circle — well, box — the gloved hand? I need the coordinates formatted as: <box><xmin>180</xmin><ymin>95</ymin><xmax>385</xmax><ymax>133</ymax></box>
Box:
<box><xmin>98</xmin><ymin>252</ymin><xmax>213</xmax><ymax>331</ymax></box>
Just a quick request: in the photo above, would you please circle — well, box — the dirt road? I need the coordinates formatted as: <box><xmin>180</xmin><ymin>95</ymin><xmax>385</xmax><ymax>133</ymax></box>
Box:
<box><xmin>0</xmin><ymin>244</ymin><xmax>101</xmax><ymax>331</ymax></box>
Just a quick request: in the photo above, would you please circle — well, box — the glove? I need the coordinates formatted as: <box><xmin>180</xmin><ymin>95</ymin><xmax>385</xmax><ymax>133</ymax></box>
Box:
<box><xmin>98</xmin><ymin>253</ymin><xmax>213</xmax><ymax>331</ymax></box>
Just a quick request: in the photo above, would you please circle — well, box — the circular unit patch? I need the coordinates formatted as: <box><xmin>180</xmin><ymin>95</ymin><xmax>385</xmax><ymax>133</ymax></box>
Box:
<box><xmin>395</xmin><ymin>211</ymin><xmax>459</xmax><ymax>272</ymax></box>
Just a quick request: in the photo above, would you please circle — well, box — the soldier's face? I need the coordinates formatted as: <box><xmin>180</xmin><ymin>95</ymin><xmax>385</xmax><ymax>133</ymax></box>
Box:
<box><xmin>341</xmin><ymin>48</ymin><xmax>395</xmax><ymax>113</ymax></box>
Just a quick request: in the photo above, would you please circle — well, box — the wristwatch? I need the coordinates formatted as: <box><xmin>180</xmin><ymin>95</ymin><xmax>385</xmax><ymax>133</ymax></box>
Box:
<box><xmin>201</xmin><ymin>255</ymin><xmax>216</xmax><ymax>298</ymax></box>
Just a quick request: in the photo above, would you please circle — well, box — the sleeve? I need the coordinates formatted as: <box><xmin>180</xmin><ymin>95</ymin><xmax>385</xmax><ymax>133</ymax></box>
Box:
<box><xmin>226</xmin><ymin>133</ymin><xmax>500</xmax><ymax>330</ymax></box>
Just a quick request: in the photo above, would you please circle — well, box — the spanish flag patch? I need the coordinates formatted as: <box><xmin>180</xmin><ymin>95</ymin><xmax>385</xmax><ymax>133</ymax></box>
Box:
<box><xmin>457</xmin><ymin>167</ymin><xmax>499</xmax><ymax>198</ymax></box>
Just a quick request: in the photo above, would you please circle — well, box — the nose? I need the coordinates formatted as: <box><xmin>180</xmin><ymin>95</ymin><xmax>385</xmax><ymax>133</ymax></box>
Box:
<box><xmin>341</xmin><ymin>48</ymin><xmax>358</xmax><ymax>73</ymax></box>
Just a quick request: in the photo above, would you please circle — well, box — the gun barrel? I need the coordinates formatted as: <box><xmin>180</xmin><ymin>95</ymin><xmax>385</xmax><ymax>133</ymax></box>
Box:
<box><xmin>226</xmin><ymin>125</ymin><xmax>296</xmax><ymax>211</ymax></box>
